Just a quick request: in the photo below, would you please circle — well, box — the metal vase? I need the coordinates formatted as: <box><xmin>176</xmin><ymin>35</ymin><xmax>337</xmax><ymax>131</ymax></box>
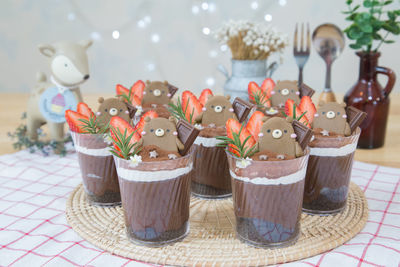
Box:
<box><xmin>218</xmin><ymin>59</ymin><xmax>278</xmax><ymax>101</ymax></box>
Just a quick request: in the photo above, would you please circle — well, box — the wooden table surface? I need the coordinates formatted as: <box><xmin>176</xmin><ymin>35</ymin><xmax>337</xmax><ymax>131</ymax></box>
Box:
<box><xmin>1</xmin><ymin>93</ymin><xmax>399</xmax><ymax>168</ymax></box>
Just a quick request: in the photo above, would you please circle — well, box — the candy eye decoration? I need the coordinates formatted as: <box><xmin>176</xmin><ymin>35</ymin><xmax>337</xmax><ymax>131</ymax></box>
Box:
<box><xmin>326</xmin><ymin>111</ymin><xmax>336</xmax><ymax>119</ymax></box>
<box><xmin>272</xmin><ymin>129</ymin><xmax>283</xmax><ymax>139</ymax></box>
<box><xmin>284</xmin><ymin>129</ymin><xmax>287</xmax><ymax>133</ymax></box>
<box><xmin>337</xmin><ymin>112</ymin><xmax>340</xmax><ymax>115</ymax></box>
<box><xmin>150</xmin><ymin>129</ymin><xmax>154</xmax><ymax>132</ymax></box>
<box><xmin>214</xmin><ymin>105</ymin><xmax>223</xmax><ymax>113</ymax></box>
<box><xmin>120</xmin><ymin>109</ymin><xmax>123</xmax><ymax>112</ymax></box>
<box><xmin>267</xmin><ymin>129</ymin><xmax>271</xmax><ymax>133</ymax></box>
<box><xmin>281</xmin><ymin>88</ymin><xmax>289</xmax><ymax>96</ymax></box>
<box><xmin>155</xmin><ymin>128</ymin><xmax>164</xmax><ymax>137</ymax></box>
<box><xmin>109</xmin><ymin>108</ymin><xmax>118</xmax><ymax>116</ymax></box>
<box><xmin>153</xmin><ymin>89</ymin><xmax>161</xmax><ymax>96</ymax></box>
<box><xmin>166</xmin><ymin>129</ymin><xmax>170</xmax><ymax>132</ymax></box>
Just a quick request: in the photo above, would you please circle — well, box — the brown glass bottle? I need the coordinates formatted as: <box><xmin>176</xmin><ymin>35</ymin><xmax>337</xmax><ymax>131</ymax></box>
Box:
<box><xmin>344</xmin><ymin>52</ymin><xmax>396</xmax><ymax>149</ymax></box>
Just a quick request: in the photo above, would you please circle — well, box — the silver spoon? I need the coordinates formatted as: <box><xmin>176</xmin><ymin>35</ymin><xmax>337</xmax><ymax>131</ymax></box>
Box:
<box><xmin>312</xmin><ymin>23</ymin><xmax>345</xmax><ymax>104</ymax></box>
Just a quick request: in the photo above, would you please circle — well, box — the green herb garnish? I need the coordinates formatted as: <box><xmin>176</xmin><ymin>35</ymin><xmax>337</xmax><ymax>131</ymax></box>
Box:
<box><xmin>216</xmin><ymin>124</ymin><xmax>257</xmax><ymax>158</ymax></box>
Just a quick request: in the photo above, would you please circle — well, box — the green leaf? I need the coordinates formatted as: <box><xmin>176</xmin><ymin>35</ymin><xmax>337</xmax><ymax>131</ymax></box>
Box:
<box><xmin>350</xmin><ymin>43</ymin><xmax>362</xmax><ymax>49</ymax></box>
<box><xmin>383</xmin><ymin>40</ymin><xmax>395</xmax><ymax>43</ymax></box>
<box><xmin>346</xmin><ymin>0</ymin><xmax>353</xmax><ymax>5</ymax></box>
<box><xmin>360</xmin><ymin>24</ymin><xmax>373</xmax><ymax>33</ymax></box>
<box><xmin>345</xmin><ymin>13</ymin><xmax>357</xmax><ymax>21</ymax></box>
<box><xmin>348</xmin><ymin>26</ymin><xmax>364</xmax><ymax>39</ymax></box>
<box><xmin>383</xmin><ymin>0</ymin><xmax>393</xmax><ymax>5</ymax></box>
<box><xmin>363</xmin><ymin>0</ymin><xmax>373</xmax><ymax>8</ymax></box>
<box><xmin>357</xmin><ymin>34</ymin><xmax>373</xmax><ymax>45</ymax></box>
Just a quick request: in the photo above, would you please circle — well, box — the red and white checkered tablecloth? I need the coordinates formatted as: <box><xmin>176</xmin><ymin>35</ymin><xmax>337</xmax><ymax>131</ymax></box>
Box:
<box><xmin>0</xmin><ymin>150</ymin><xmax>399</xmax><ymax>267</ymax></box>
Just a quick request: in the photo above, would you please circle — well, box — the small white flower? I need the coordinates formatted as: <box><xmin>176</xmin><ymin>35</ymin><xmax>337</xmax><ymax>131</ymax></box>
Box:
<box><xmin>236</xmin><ymin>157</ymin><xmax>252</xmax><ymax>169</ymax></box>
<box><xmin>194</xmin><ymin>124</ymin><xmax>204</xmax><ymax>130</ymax></box>
<box><xmin>129</xmin><ymin>154</ymin><xmax>142</xmax><ymax>167</ymax></box>
<box><xmin>135</xmin><ymin>106</ymin><xmax>143</xmax><ymax>116</ymax></box>
<box><xmin>103</xmin><ymin>134</ymin><xmax>113</xmax><ymax>145</ymax></box>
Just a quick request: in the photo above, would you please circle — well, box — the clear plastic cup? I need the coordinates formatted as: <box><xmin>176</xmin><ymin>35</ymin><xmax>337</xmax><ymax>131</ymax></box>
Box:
<box><xmin>71</xmin><ymin>132</ymin><xmax>121</xmax><ymax>206</ymax></box>
<box><xmin>226</xmin><ymin>150</ymin><xmax>309</xmax><ymax>248</ymax></box>
<box><xmin>114</xmin><ymin>151</ymin><xmax>193</xmax><ymax>247</ymax></box>
<box><xmin>191</xmin><ymin>136</ymin><xmax>232</xmax><ymax>199</ymax></box>
<box><xmin>303</xmin><ymin>128</ymin><xmax>361</xmax><ymax>215</ymax></box>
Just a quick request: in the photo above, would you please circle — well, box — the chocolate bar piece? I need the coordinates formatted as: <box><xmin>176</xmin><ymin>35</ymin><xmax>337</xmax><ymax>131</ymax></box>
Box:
<box><xmin>167</xmin><ymin>84</ymin><xmax>178</xmax><ymax>99</ymax></box>
<box><xmin>346</xmin><ymin>106</ymin><xmax>367</xmax><ymax>134</ymax></box>
<box><xmin>176</xmin><ymin>120</ymin><xmax>200</xmax><ymax>155</ymax></box>
<box><xmin>126</xmin><ymin>103</ymin><xmax>137</xmax><ymax>119</ymax></box>
<box><xmin>292</xmin><ymin>120</ymin><xmax>313</xmax><ymax>150</ymax></box>
<box><xmin>299</xmin><ymin>83</ymin><xmax>315</xmax><ymax>98</ymax></box>
<box><xmin>232</xmin><ymin>97</ymin><xmax>256</xmax><ymax>123</ymax></box>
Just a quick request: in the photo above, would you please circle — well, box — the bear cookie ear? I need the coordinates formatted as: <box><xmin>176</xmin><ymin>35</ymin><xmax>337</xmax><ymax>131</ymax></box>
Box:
<box><xmin>146</xmin><ymin>80</ymin><xmax>151</xmax><ymax>85</ymax></box>
<box><xmin>226</xmin><ymin>95</ymin><xmax>231</xmax><ymax>100</ymax></box>
<box><xmin>168</xmin><ymin>116</ymin><xmax>175</xmax><ymax>123</ymax></box>
<box><xmin>163</xmin><ymin>81</ymin><xmax>169</xmax><ymax>85</ymax></box>
<box><xmin>38</xmin><ymin>44</ymin><xmax>56</xmax><ymax>57</ymax></box>
<box><xmin>286</xmin><ymin>116</ymin><xmax>294</xmax><ymax>123</ymax></box>
<box><xmin>340</xmin><ymin>103</ymin><xmax>346</xmax><ymax>108</ymax></box>
<box><xmin>98</xmin><ymin>97</ymin><xmax>104</xmax><ymax>104</ymax></box>
<box><xmin>261</xmin><ymin>117</ymin><xmax>268</xmax><ymax>123</ymax></box>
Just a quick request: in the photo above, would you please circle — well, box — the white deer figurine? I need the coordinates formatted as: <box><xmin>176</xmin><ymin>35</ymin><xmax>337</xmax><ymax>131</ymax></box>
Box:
<box><xmin>26</xmin><ymin>40</ymin><xmax>92</xmax><ymax>144</ymax></box>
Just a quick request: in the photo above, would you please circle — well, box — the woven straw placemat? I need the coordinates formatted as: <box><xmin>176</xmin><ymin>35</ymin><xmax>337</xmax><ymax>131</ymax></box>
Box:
<box><xmin>66</xmin><ymin>182</ymin><xmax>368</xmax><ymax>266</ymax></box>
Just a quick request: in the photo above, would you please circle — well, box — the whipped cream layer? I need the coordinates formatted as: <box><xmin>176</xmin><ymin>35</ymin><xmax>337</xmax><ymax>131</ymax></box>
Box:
<box><xmin>75</xmin><ymin>144</ymin><xmax>112</xmax><ymax>157</ymax></box>
<box><xmin>194</xmin><ymin>136</ymin><xmax>220</xmax><ymax>147</ymax></box>
<box><xmin>230</xmin><ymin>166</ymin><xmax>306</xmax><ymax>186</ymax></box>
<box><xmin>310</xmin><ymin>142</ymin><xmax>357</xmax><ymax>157</ymax></box>
<box><xmin>117</xmin><ymin>163</ymin><xmax>193</xmax><ymax>182</ymax></box>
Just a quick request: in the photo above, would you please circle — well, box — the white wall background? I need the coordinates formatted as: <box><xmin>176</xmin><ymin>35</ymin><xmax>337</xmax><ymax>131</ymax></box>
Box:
<box><xmin>0</xmin><ymin>0</ymin><xmax>399</xmax><ymax>96</ymax></box>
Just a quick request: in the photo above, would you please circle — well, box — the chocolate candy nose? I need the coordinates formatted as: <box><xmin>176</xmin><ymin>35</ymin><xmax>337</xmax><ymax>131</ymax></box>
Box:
<box><xmin>109</xmin><ymin>108</ymin><xmax>118</xmax><ymax>116</ymax></box>
<box><xmin>155</xmin><ymin>128</ymin><xmax>164</xmax><ymax>137</ymax></box>
<box><xmin>214</xmin><ymin>105</ymin><xmax>223</xmax><ymax>113</ymax></box>
<box><xmin>272</xmin><ymin>129</ymin><xmax>283</xmax><ymax>139</ymax></box>
<box><xmin>326</xmin><ymin>111</ymin><xmax>336</xmax><ymax>119</ymax></box>
<box><xmin>281</xmin><ymin>88</ymin><xmax>289</xmax><ymax>96</ymax></box>
<box><xmin>153</xmin><ymin>89</ymin><xmax>161</xmax><ymax>97</ymax></box>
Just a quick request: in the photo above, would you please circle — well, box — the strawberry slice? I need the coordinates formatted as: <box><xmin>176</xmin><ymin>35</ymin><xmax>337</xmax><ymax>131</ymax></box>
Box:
<box><xmin>182</xmin><ymin>91</ymin><xmax>202</xmax><ymax>123</ymax></box>
<box><xmin>110</xmin><ymin>116</ymin><xmax>141</xmax><ymax>146</ymax></box>
<box><xmin>248</xmin><ymin>82</ymin><xmax>261</xmax><ymax>103</ymax></box>
<box><xmin>116</xmin><ymin>84</ymin><xmax>130</xmax><ymax>98</ymax></box>
<box><xmin>226</xmin><ymin>118</ymin><xmax>256</xmax><ymax>157</ymax></box>
<box><xmin>299</xmin><ymin>96</ymin><xmax>316</xmax><ymax>123</ymax></box>
<box><xmin>131</xmin><ymin>80</ymin><xmax>145</xmax><ymax>101</ymax></box>
<box><xmin>246</xmin><ymin>111</ymin><xmax>265</xmax><ymax>141</ymax></box>
<box><xmin>199</xmin><ymin>88</ymin><xmax>213</xmax><ymax>106</ymax></box>
<box><xmin>134</xmin><ymin>110</ymin><xmax>158</xmax><ymax>137</ymax></box>
<box><xmin>65</xmin><ymin>110</ymin><xmax>89</xmax><ymax>133</ymax></box>
<box><xmin>77</xmin><ymin>102</ymin><xmax>94</xmax><ymax>118</ymax></box>
<box><xmin>284</xmin><ymin>99</ymin><xmax>309</xmax><ymax>127</ymax></box>
<box><xmin>261</xmin><ymin>78</ymin><xmax>275</xmax><ymax>98</ymax></box>
<box><xmin>131</xmin><ymin>94</ymin><xmax>141</xmax><ymax>107</ymax></box>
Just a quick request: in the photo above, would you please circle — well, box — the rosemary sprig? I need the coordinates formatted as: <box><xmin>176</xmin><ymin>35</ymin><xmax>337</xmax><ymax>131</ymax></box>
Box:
<box><xmin>117</xmin><ymin>86</ymin><xmax>133</xmax><ymax>104</ymax></box>
<box><xmin>167</xmin><ymin>97</ymin><xmax>195</xmax><ymax>124</ymax></box>
<box><xmin>216</xmin><ymin>124</ymin><xmax>257</xmax><ymax>158</ymax></box>
<box><xmin>109</xmin><ymin>126</ymin><xmax>142</xmax><ymax>159</ymax></box>
<box><xmin>283</xmin><ymin>103</ymin><xmax>308</xmax><ymax>126</ymax></box>
<box><xmin>78</xmin><ymin>115</ymin><xmax>109</xmax><ymax>134</ymax></box>
<box><xmin>253</xmin><ymin>90</ymin><xmax>270</xmax><ymax>108</ymax></box>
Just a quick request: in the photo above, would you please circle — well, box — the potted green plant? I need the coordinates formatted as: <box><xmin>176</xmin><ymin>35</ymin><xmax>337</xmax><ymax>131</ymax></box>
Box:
<box><xmin>342</xmin><ymin>0</ymin><xmax>399</xmax><ymax>148</ymax></box>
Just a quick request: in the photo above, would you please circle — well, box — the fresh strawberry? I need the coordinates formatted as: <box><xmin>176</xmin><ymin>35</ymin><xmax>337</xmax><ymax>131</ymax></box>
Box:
<box><xmin>131</xmin><ymin>80</ymin><xmax>145</xmax><ymax>100</ymax></box>
<box><xmin>284</xmin><ymin>99</ymin><xmax>310</xmax><ymax>127</ymax></box>
<box><xmin>110</xmin><ymin>116</ymin><xmax>141</xmax><ymax>146</ymax></box>
<box><xmin>182</xmin><ymin>91</ymin><xmax>202</xmax><ymax>123</ymax></box>
<box><xmin>131</xmin><ymin>94</ymin><xmax>142</xmax><ymax>107</ymax></box>
<box><xmin>65</xmin><ymin>110</ymin><xmax>89</xmax><ymax>133</ymax></box>
<box><xmin>299</xmin><ymin>96</ymin><xmax>316</xmax><ymax>123</ymax></box>
<box><xmin>134</xmin><ymin>110</ymin><xmax>158</xmax><ymax>137</ymax></box>
<box><xmin>77</xmin><ymin>102</ymin><xmax>94</xmax><ymax>118</ymax></box>
<box><xmin>248</xmin><ymin>82</ymin><xmax>261</xmax><ymax>103</ymax></box>
<box><xmin>226</xmin><ymin>118</ymin><xmax>256</xmax><ymax>157</ymax></box>
<box><xmin>116</xmin><ymin>84</ymin><xmax>130</xmax><ymax>98</ymax></box>
<box><xmin>199</xmin><ymin>88</ymin><xmax>213</xmax><ymax>106</ymax></box>
<box><xmin>246</xmin><ymin>111</ymin><xmax>265</xmax><ymax>140</ymax></box>
<box><xmin>261</xmin><ymin>78</ymin><xmax>275</xmax><ymax>97</ymax></box>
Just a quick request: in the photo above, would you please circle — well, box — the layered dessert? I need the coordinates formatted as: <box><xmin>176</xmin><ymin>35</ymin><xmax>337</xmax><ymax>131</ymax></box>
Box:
<box><xmin>116</xmin><ymin>80</ymin><xmax>178</xmax><ymax>122</ymax></box>
<box><xmin>110</xmin><ymin>115</ymin><xmax>199</xmax><ymax>246</ymax></box>
<box><xmin>168</xmin><ymin>89</ymin><xmax>254</xmax><ymax>198</ymax></box>
<box><xmin>303</xmin><ymin>103</ymin><xmax>366</xmax><ymax>214</ymax></box>
<box><xmin>220</xmin><ymin>114</ymin><xmax>313</xmax><ymax>248</ymax></box>
<box><xmin>66</xmin><ymin>99</ymin><xmax>135</xmax><ymax>206</ymax></box>
<box><xmin>247</xmin><ymin>78</ymin><xmax>315</xmax><ymax>119</ymax></box>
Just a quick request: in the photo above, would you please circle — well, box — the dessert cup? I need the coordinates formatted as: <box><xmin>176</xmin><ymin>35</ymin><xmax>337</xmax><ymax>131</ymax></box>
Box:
<box><xmin>71</xmin><ymin>132</ymin><xmax>121</xmax><ymax>206</ymax></box>
<box><xmin>303</xmin><ymin>128</ymin><xmax>361</xmax><ymax>215</ymax></box>
<box><xmin>226</xmin><ymin>150</ymin><xmax>309</xmax><ymax>248</ymax></box>
<box><xmin>192</xmin><ymin>136</ymin><xmax>232</xmax><ymax>199</ymax></box>
<box><xmin>114</xmin><ymin>151</ymin><xmax>193</xmax><ymax>247</ymax></box>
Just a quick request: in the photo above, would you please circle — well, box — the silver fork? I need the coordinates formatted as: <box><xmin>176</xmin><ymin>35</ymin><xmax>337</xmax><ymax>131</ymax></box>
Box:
<box><xmin>293</xmin><ymin>23</ymin><xmax>310</xmax><ymax>86</ymax></box>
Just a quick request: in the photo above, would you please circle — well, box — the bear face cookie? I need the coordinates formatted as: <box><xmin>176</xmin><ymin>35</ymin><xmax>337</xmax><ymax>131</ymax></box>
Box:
<box><xmin>257</xmin><ymin>117</ymin><xmax>303</xmax><ymax>158</ymax></box>
<box><xmin>312</xmin><ymin>102</ymin><xmax>351</xmax><ymax>136</ymax></box>
<box><xmin>270</xmin><ymin>80</ymin><xmax>300</xmax><ymax>108</ymax></box>
<box><xmin>195</xmin><ymin>95</ymin><xmax>238</xmax><ymax>127</ymax></box>
<box><xmin>140</xmin><ymin>117</ymin><xmax>184</xmax><ymax>152</ymax></box>
<box><xmin>142</xmin><ymin>80</ymin><xmax>174</xmax><ymax>105</ymax></box>
<box><xmin>96</xmin><ymin>97</ymin><xmax>134</xmax><ymax>127</ymax></box>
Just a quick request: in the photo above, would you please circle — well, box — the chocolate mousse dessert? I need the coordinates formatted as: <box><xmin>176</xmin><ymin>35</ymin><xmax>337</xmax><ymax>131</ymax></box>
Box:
<box><xmin>303</xmin><ymin>103</ymin><xmax>367</xmax><ymax>214</ymax></box>
<box><xmin>221</xmin><ymin>115</ymin><xmax>313</xmax><ymax>248</ymax></box>
<box><xmin>66</xmin><ymin>100</ymin><xmax>135</xmax><ymax>206</ymax></box>
<box><xmin>110</xmin><ymin>116</ymin><xmax>199</xmax><ymax>246</ymax></box>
